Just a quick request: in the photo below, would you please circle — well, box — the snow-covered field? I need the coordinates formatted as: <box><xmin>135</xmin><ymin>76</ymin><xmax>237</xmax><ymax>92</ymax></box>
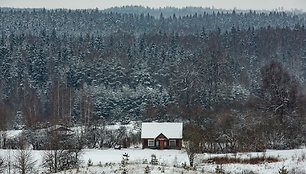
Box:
<box><xmin>1</xmin><ymin>147</ymin><xmax>305</xmax><ymax>173</ymax></box>
<box><xmin>1</xmin><ymin>124</ymin><xmax>305</xmax><ymax>173</ymax></box>
<box><xmin>82</xmin><ymin>148</ymin><xmax>188</xmax><ymax>165</ymax></box>
<box><xmin>196</xmin><ymin>148</ymin><xmax>306</xmax><ymax>174</ymax></box>
<box><xmin>1</xmin><ymin>123</ymin><xmax>306</xmax><ymax>173</ymax></box>
<box><xmin>56</xmin><ymin>163</ymin><xmax>202</xmax><ymax>174</ymax></box>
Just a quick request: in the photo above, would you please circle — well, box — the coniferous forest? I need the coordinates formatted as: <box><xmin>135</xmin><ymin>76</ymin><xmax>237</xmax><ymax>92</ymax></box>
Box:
<box><xmin>0</xmin><ymin>7</ymin><xmax>306</xmax><ymax>153</ymax></box>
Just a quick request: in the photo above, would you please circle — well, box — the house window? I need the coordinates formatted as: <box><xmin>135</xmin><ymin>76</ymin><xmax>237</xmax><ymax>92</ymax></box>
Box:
<box><xmin>148</xmin><ymin>140</ymin><xmax>154</xmax><ymax>147</ymax></box>
<box><xmin>169</xmin><ymin>140</ymin><xmax>176</xmax><ymax>147</ymax></box>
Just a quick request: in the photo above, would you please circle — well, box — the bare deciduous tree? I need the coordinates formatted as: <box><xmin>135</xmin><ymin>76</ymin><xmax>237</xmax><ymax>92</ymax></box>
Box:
<box><xmin>22</xmin><ymin>87</ymin><xmax>42</xmax><ymax>128</ymax></box>
<box><xmin>14</xmin><ymin>150</ymin><xmax>37</xmax><ymax>174</ymax></box>
<box><xmin>43</xmin><ymin>131</ymin><xmax>82</xmax><ymax>173</ymax></box>
<box><xmin>260</xmin><ymin>60</ymin><xmax>298</xmax><ymax>123</ymax></box>
<box><xmin>43</xmin><ymin>149</ymin><xmax>82</xmax><ymax>173</ymax></box>
<box><xmin>183</xmin><ymin>124</ymin><xmax>203</xmax><ymax>167</ymax></box>
<box><xmin>0</xmin><ymin>103</ymin><xmax>12</xmax><ymax>131</ymax></box>
<box><xmin>0</xmin><ymin>155</ymin><xmax>6</xmax><ymax>173</ymax></box>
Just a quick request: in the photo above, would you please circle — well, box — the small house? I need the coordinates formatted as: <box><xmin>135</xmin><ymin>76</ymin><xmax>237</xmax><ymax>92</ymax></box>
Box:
<box><xmin>141</xmin><ymin>122</ymin><xmax>183</xmax><ymax>150</ymax></box>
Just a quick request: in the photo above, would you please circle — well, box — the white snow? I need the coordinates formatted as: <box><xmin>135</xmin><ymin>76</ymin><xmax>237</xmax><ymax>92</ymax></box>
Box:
<box><xmin>1</xmin><ymin>130</ymin><xmax>23</xmax><ymax>138</ymax></box>
<box><xmin>56</xmin><ymin>164</ymin><xmax>199</xmax><ymax>174</ymax></box>
<box><xmin>105</xmin><ymin>121</ymin><xmax>140</xmax><ymax>133</ymax></box>
<box><xmin>70</xmin><ymin>121</ymin><xmax>141</xmax><ymax>134</ymax></box>
<box><xmin>0</xmin><ymin>148</ymin><xmax>305</xmax><ymax>173</ymax></box>
<box><xmin>1</xmin><ymin>123</ymin><xmax>305</xmax><ymax>174</ymax></box>
<box><xmin>82</xmin><ymin>148</ymin><xmax>188</xmax><ymax>166</ymax></box>
<box><xmin>195</xmin><ymin>148</ymin><xmax>306</xmax><ymax>174</ymax></box>
<box><xmin>141</xmin><ymin>122</ymin><xmax>183</xmax><ymax>139</ymax></box>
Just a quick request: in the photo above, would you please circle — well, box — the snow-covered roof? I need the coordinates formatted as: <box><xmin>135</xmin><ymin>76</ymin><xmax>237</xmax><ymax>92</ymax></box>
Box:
<box><xmin>141</xmin><ymin>122</ymin><xmax>183</xmax><ymax>139</ymax></box>
<box><xmin>46</xmin><ymin>125</ymin><xmax>72</xmax><ymax>132</ymax></box>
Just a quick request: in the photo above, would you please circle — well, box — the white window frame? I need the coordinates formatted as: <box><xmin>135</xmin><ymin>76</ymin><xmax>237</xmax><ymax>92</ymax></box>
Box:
<box><xmin>169</xmin><ymin>140</ymin><xmax>176</xmax><ymax>147</ymax></box>
<box><xmin>148</xmin><ymin>140</ymin><xmax>155</xmax><ymax>147</ymax></box>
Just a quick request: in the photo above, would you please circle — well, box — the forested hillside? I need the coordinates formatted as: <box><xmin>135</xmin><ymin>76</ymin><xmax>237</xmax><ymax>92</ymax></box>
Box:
<box><xmin>0</xmin><ymin>7</ymin><xmax>305</xmax><ymax>151</ymax></box>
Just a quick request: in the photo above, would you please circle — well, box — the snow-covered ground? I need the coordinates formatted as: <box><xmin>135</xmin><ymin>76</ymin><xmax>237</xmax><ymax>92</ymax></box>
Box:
<box><xmin>0</xmin><ymin>148</ymin><xmax>305</xmax><ymax>173</ymax></box>
<box><xmin>196</xmin><ymin>148</ymin><xmax>306</xmax><ymax>174</ymax></box>
<box><xmin>1</xmin><ymin>121</ymin><xmax>141</xmax><ymax>139</ymax></box>
<box><xmin>82</xmin><ymin>148</ymin><xmax>188</xmax><ymax>165</ymax></box>
<box><xmin>56</xmin><ymin>163</ymin><xmax>202</xmax><ymax>174</ymax></box>
<box><xmin>1</xmin><ymin>123</ymin><xmax>305</xmax><ymax>173</ymax></box>
<box><xmin>69</xmin><ymin>121</ymin><xmax>141</xmax><ymax>134</ymax></box>
<box><xmin>1</xmin><ymin>122</ymin><xmax>306</xmax><ymax>173</ymax></box>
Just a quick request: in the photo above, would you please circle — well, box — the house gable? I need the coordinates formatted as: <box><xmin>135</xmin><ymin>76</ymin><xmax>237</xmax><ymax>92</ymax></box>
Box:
<box><xmin>156</xmin><ymin>133</ymin><xmax>168</xmax><ymax>140</ymax></box>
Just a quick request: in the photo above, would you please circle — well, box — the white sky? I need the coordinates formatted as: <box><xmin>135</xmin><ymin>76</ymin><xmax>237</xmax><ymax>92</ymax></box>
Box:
<box><xmin>1</xmin><ymin>0</ymin><xmax>306</xmax><ymax>11</ymax></box>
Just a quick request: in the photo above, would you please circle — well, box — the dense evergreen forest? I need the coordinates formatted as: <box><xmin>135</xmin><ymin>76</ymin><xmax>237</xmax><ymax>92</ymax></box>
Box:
<box><xmin>0</xmin><ymin>7</ymin><xmax>306</xmax><ymax>151</ymax></box>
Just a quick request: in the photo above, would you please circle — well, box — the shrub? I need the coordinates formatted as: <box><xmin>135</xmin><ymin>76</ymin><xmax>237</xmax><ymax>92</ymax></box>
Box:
<box><xmin>120</xmin><ymin>153</ymin><xmax>129</xmax><ymax>174</ymax></box>
<box><xmin>144</xmin><ymin>165</ymin><xmax>151</xmax><ymax>174</ymax></box>
<box><xmin>87</xmin><ymin>158</ymin><xmax>93</xmax><ymax>167</ymax></box>
<box><xmin>43</xmin><ymin>149</ymin><xmax>82</xmax><ymax>173</ymax></box>
<box><xmin>150</xmin><ymin>154</ymin><xmax>158</xmax><ymax>165</ymax></box>
<box><xmin>278</xmin><ymin>166</ymin><xmax>288</xmax><ymax>174</ymax></box>
<box><xmin>215</xmin><ymin>165</ymin><xmax>225</xmax><ymax>174</ymax></box>
<box><xmin>203</xmin><ymin>155</ymin><xmax>279</xmax><ymax>164</ymax></box>
<box><xmin>98</xmin><ymin>161</ymin><xmax>103</xmax><ymax>167</ymax></box>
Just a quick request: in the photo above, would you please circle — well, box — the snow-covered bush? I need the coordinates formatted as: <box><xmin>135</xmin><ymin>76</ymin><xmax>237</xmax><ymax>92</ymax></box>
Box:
<box><xmin>43</xmin><ymin>148</ymin><xmax>82</xmax><ymax>173</ymax></box>
<box><xmin>150</xmin><ymin>154</ymin><xmax>158</xmax><ymax>165</ymax></box>
<box><xmin>87</xmin><ymin>158</ymin><xmax>93</xmax><ymax>167</ymax></box>
<box><xmin>278</xmin><ymin>166</ymin><xmax>289</xmax><ymax>174</ymax></box>
<box><xmin>120</xmin><ymin>153</ymin><xmax>129</xmax><ymax>174</ymax></box>
<box><xmin>144</xmin><ymin>165</ymin><xmax>151</xmax><ymax>174</ymax></box>
<box><xmin>215</xmin><ymin>165</ymin><xmax>225</xmax><ymax>174</ymax></box>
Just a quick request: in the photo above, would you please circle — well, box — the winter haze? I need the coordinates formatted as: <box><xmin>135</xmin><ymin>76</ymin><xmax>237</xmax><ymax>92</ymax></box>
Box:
<box><xmin>1</xmin><ymin>0</ymin><xmax>306</xmax><ymax>11</ymax></box>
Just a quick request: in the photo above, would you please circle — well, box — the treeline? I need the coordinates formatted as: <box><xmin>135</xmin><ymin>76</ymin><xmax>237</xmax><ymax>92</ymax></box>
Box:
<box><xmin>1</xmin><ymin>7</ymin><xmax>305</xmax><ymax>36</ymax></box>
<box><xmin>104</xmin><ymin>6</ymin><xmax>306</xmax><ymax>19</ymax></box>
<box><xmin>0</xmin><ymin>8</ymin><xmax>305</xmax><ymax>152</ymax></box>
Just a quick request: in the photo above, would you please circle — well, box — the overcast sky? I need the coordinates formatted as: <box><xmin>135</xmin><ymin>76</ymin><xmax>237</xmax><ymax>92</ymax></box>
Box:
<box><xmin>1</xmin><ymin>0</ymin><xmax>306</xmax><ymax>11</ymax></box>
